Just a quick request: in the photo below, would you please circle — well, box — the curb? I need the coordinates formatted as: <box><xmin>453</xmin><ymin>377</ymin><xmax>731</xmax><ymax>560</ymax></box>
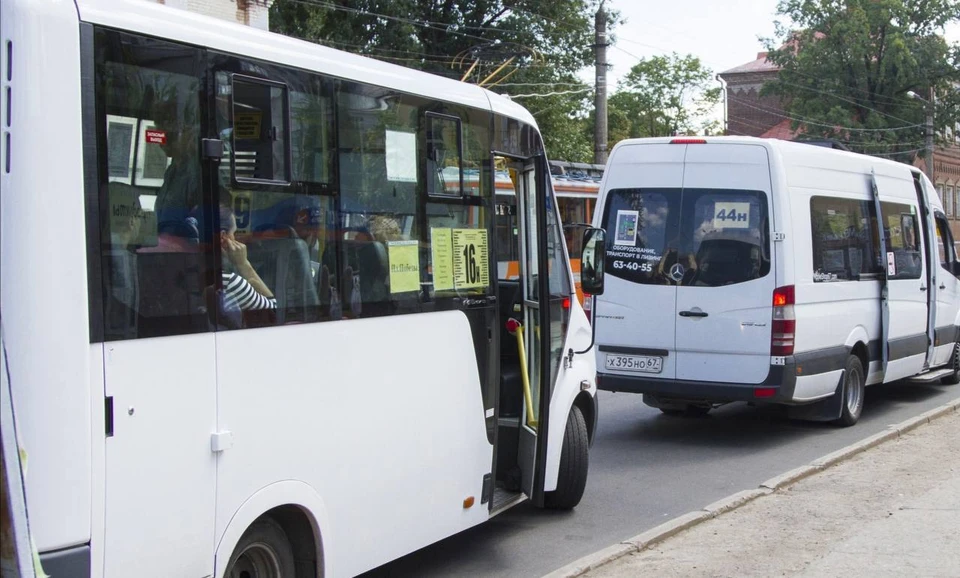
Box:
<box><xmin>544</xmin><ymin>397</ymin><xmax>960</xmax><ymax>578</ymax></box>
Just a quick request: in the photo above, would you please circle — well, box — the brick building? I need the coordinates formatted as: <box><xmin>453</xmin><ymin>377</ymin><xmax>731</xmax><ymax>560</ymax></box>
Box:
<box><xmin>150</xmin><ymin>0</ymin><xmax>272</xmax><ymax>30</ymax></box>
<box><xmin>719</xmin><ymin>52</ymin><xmax>960</xmax><ymax>238</ymax></box>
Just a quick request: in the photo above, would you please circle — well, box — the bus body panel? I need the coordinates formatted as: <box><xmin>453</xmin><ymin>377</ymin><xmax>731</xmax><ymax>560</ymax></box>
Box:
<box><xmin>594</xmin><ymin>143</ymin><xmax>685</xmax><ymax>381</ymax></box>
<box><xmin>780</xmin><ymin>143</ymin><xmax>935</xmax><ymax>384</ymax></box>
<box><xmin>215</xmin><ymin>311</ymin><xmax>493</xmax><ymax>578</ymax></box>
<box><xmin>595</xmin><ymin>136</ymin><xmax>958</xmax><ymax>413</ymax></box>
<box><xmin>102</xmin><ymin>334</ymin><xmax>218</xmax><ymax>578</ymax></box>
<box><xmin>675</xmin><ymin>143</ymin><xmax>775</xmax><ymax>384</ymax></box>
<box><xmin>0</xmin><ymin>0</ymin><xmax>93</xmax><ymax>552</ymax></box>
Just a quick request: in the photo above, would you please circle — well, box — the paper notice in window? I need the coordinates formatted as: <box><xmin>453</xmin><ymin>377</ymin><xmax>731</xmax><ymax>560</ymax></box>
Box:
<box><xmin>388</xmin><ymin>240</ymin><xmax>420</xmax><ymax>294</ymax></box>
<box><xmin>386</xmin><ymin>130</ymin><xmax>417</xmax><ymax>183</ymax></box>
<box><xmin>887</xmin><ymin>251</ymin><xmax>897</xmax><ymax>277</ymax></box>
<box><xmin>431</xmin><ymin>228</ymin><xmax>455</xmax><ymax>291</ymax></box>
<box><xmin>713</xmin><ymin>202</ymin><xmax>751</xmax><ymax>229</ymax></box>
<box><xmin>452</xmin><ymin>229</ymin><xmax>490</xmax><ymax>290</ymax></box>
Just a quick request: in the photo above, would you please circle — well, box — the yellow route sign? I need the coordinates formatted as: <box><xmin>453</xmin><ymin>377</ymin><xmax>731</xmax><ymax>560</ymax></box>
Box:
<box><xmin>452</xmin><ymin>228</ymin><xmax>489</xmax><ymax>290</ymax></box>
<box><xmin>431</xmin><ymin>228</ymin><xmax>455</xmax><ymax>291</ymax></box>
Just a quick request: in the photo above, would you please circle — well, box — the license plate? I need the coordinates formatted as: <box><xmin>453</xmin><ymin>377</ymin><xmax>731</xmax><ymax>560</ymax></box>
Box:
<box><xmin>604</xmin><ymin>354</ymin><xmax>663</xmax><ymax>373</ymax></box>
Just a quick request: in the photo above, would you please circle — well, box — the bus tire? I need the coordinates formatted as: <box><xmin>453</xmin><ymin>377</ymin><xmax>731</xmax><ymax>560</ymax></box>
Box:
<box><xmin>834</xmin><ymin>355</ymin><xmax>865</xmax><ymax>427</ymax></box>
<box><xmin>941</xmin><ymin>343</ymin><xmax>960</xmax><ymax>385</ymax></box>
<box><xmin>225</xmin><ymin>516</ymin><xmax>297</xmax><ymax>578</ymax></box>
<box><xmin>545</xmin><ymin>405</ymin><xmax>589</xmax><ymax>510</ymax></box>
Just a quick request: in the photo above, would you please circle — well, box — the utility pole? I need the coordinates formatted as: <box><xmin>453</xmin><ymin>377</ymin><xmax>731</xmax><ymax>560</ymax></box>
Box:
<box><xmin>924</xmin><ymin>86</ymin><xmax>935</xmax><ymax>183</ymax></box>
<box><xmin>908</xmin><ymin>88</ymin><xmax>936</xmax><ymax>183</ymax></box>
<box><xmin>593</xmin><ymin>1</ymin><xmax>608</xmax><ymax>165</ymax></box>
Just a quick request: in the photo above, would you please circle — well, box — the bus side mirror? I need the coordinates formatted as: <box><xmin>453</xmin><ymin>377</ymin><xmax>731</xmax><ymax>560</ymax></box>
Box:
<box><xmin>581</xmin><ymin>227</ymin><xmax>606</xmax><ymax>296</ymax></box>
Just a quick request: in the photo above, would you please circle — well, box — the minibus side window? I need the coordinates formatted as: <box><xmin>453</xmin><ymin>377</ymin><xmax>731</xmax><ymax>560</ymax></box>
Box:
<box><xmin>879</xmin><ymin>201</ymin><xmax>923</xmax><ymax>280</ymax></box>
<box><xmin>810</xmin><ymin>196</ymin><xmax>883</xmax><ymax>282</ymax></box>
<box><xmin>935</xmin><ymin>213</ymin><xmax>959</xmax><ymax>276</ymax></box>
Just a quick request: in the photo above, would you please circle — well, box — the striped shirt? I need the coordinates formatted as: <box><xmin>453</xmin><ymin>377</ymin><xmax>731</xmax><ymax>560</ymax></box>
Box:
<box><xmin>222</xmin><ymin>271</ymin><xmax>276</xmax><ymax>311</ymax></box>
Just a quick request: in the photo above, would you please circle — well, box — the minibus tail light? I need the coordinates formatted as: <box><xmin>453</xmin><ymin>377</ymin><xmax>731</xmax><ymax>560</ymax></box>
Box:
<box><xmin>771</xmin><ymin>285</ymin><xmax>795</xmax><ymax>356</ymax></box>
<box><xmin>583</xmin><ymin>294</ymin><xmax>592</xmax><ymax>322</ymax></box>
<box><xmin>670</xmin><ymin>138</ymin><xmax>707</xmax><ymax>144</ymax></box>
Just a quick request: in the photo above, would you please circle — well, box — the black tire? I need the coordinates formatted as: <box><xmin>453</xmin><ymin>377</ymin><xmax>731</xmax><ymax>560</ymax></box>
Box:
<box><xmin>941</xmin><ymin>343</ymin><xmax>960</xmax><ymax>385</ymax></box>
<box><xmin>226</xmin><ymin>517</ymin><xmax>297</xmax><ymax>578</ymax></box>
<box><xmin>834</xmin><ymin>355</ymin><xmax>865</xmax><ymax>427</ymax></box>
<box><xmin>544</xmin><ymin>405</ymin><xmax>589</xmax><ymax>510</ymax></box>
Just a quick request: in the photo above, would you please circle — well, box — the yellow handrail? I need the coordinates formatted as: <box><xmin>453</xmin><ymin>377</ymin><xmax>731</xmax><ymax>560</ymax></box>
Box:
<box><xmin>512</xmin><ymin>322</ymin><xmax>538</xmax><ymax>429</ymax></box>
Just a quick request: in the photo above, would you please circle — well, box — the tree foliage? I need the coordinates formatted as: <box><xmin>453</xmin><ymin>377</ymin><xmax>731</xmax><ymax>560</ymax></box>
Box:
<box><xmin>606</xmin><ymin>53</ymin><xmax>721</xmax><ymax>142</ymax></box>
<box><xmin>270</xmin><ymin>0</ymin><xmax>613</xmax><ymax>162</ymax></box>
<box><xmin>764</xmin><ymin>0</ymin><xmax>960</xmax><ymax>159</ymax></box>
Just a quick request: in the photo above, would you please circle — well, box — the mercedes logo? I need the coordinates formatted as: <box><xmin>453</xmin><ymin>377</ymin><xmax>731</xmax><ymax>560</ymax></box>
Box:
<box><xmin>669</xmin><ymin>263</ymin><xmax>685</xmax><ymax>282</ymax></box>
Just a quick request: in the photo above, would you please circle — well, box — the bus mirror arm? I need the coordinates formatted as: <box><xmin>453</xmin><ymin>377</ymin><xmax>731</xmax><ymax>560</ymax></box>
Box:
<box><xmin>573</xmin><ymin>295</ymin><xmax>597</xmax><ymax>356</ymax></box>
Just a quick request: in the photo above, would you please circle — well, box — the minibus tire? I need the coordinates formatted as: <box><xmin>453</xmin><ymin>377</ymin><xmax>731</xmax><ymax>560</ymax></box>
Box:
<box><xmin>835</xmin><ymin>355</ymin><xmax>865</xmax><ymax>427</ymax></box>
<box><xmin>225</xmin><ymin>516</ymin><xmax>297</xmax><ymax>578</ymax></box>
<box><xmin>545</xmin><ymin>405</ymin><xmax>589</xmax><ymax>510</ymax></box>
<box><xmin>941</xmin><ymin>343</ymin><xmax>960</xmax><ymax>385</ymax></box>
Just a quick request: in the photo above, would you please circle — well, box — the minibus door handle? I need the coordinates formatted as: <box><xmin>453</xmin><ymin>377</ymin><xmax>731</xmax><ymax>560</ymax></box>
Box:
<box><xmin>679</xmin><ymin>310</ymin><xmax>708</xmax><ymax>318</ymax></box>
<box><xmin>920</xmin><ymin>285</ymin><xmax>927</xmax><ymax>292</ymax></box>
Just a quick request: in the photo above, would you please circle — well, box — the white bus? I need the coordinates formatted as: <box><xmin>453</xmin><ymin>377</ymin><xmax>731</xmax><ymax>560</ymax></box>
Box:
<box><xmin>592</xmin><ymin>136</ymin><xmax>958</xmax><ymax>426</ymax></box>
<box><xmin>0</xmin><ymin>1</ymin><xmax>607</xmax><ymax>577</ymax></box>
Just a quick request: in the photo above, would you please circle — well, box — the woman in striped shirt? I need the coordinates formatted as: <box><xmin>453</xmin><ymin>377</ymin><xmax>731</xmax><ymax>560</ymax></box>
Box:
<box><xmin>220</xmin><ymin>204</ymin><xmax>276</xmax><ymax>311</ymax></box>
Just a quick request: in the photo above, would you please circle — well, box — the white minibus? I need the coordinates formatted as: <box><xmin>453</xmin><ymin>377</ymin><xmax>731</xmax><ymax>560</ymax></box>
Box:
<box><xmin>592</xmin><ymin>136</ymin><xmax>959</xmax><ymax>426</ymax></box>
<box><xmin>0</xmin><ymin>1</ymin><xmax>608</xmax><ymax>577</ymax></box>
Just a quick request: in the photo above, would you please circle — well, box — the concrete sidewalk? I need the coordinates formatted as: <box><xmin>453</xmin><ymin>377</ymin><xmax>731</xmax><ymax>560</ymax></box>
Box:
<box><xmin>579</xmin><ymin>406</ymin><xmax>960</xmax><ymax>578</ymax></box>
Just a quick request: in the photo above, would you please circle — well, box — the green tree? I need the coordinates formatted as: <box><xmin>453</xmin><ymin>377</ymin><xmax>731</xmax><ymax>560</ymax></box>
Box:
<box><xmin>269</xmin><ymin>0</ymin><xmax>614</xmax><ymax>162</ymax></box>
<box><xmin>605</xmin><ymin>53</ymin><xmax>721</xmax><ymax>141</ymax></box>
<box><xmin>764</xmin><ymin>0</ymin><xmax>960</xmax><ymax>159</ymax></box>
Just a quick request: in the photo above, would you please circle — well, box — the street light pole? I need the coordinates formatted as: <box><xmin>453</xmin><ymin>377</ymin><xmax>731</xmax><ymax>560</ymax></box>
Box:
<box><xmin>908</xmin><ymin>88</ymin><xmax>935</xmax><ymax>183</ymax></box>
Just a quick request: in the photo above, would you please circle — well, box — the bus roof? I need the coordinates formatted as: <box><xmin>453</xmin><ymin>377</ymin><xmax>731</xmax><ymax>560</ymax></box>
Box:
<box><xmin>74</xmin><ymin>0</ymin><xmax>537</xmax><ymax>128</ymax></box>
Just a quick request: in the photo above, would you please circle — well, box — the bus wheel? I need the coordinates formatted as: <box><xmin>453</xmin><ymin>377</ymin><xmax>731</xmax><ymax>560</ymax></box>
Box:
<box><xmin>226</xmin><ymin>517</ymin><xmax>297</xmax><ymax>578</ymax></box>
<box><xmin>545</xmin><ymin>405</ymin><xmax>589</xmax><ymax>510</ymax></box>
<box><xmin>941</xmin><ymin>343</ymin><xmax>960</xmax><ymax>385</ymax></box>
<box><xmin>834</xmin><ymin>355</ymin><xmax>865</xmax><ymax>427</ymax></box>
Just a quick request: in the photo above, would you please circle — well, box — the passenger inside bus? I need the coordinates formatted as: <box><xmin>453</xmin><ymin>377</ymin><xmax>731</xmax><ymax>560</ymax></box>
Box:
<box><xmin>219</xmin><ymin>202</ymin><xmax>277</xmax><ymax>313</ymax></box>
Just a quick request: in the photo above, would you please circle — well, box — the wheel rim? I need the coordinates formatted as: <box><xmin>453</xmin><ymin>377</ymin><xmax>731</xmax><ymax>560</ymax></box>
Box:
<box><xmin>845</xmin><ymin>366</ymin><xmax>862</xmax><ymax>414</ymax></box>
<box><xmin>228</xmin><ymin>542</ymin><xmax>283</xmax><ymax>578</ymax></box>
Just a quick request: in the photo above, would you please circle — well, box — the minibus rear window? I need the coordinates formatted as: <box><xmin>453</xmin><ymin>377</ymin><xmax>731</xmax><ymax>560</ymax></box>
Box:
<box><xmin>603</xmin><ymin>188</ymin><xmax>770</xmax><ymax>286</ymax></box>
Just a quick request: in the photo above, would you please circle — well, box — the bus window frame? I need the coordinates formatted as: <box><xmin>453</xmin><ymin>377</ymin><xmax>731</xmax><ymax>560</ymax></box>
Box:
<box><xmin>228</xmin><ymin>73</ymin><xmax>293</xmax><ymax>188</ymax></box>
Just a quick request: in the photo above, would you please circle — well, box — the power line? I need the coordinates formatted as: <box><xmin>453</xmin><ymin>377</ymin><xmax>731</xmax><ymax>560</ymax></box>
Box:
<box><xmin>510</xmin><ymin>87</ymin><xmax>593</xmax><ymax>99</ymax></box>
<box><xmin>727</xmin><ymin>94</ymin><xmax>924</xmax><ymax>132</ymax></box>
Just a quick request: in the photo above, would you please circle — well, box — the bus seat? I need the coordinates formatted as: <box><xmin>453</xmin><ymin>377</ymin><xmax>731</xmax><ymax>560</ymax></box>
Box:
<box><xmin>135</xmin><ymin>250</ymin><xmax>211</xmax><ymax>337</ymax></box>
<box><xmin>357</xmin><ymin>241</ymin><xmax>391</xmax><ymax>316</ymax></box>
<box><xmin>247</xmin><ymin>236</ymin><xmax>320</xmax><ymax>324</ymax></box>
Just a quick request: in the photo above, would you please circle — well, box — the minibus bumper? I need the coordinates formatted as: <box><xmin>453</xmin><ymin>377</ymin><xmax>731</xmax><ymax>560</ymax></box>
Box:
<box><xmin>596</xmin><ymin>359</ymin><xmax>798</xmax><ymax>404</ymax></box>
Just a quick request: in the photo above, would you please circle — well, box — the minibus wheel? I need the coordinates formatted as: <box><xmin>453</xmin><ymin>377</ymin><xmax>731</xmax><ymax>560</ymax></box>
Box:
<box><xmin>941</xmin><ymin>343</ymin><xmax>960</xmax><ymax>385</ymax></box>
<box><xmin>835</xmin><ymin>355</ymin><xmax>865</xmax><ymax>427</ymax></box>
<box><xmin>545</xmin><ymin>405</ymin><xmax>588</xmax><ymax>509</ymax></box>
<box><xmin>226</xmin><ymin>516</ymin><xmax>297</xmax><ymax>578</ymax></box>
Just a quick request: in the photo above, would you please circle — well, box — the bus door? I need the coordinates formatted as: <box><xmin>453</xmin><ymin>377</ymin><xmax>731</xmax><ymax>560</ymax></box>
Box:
<box><xmin>497</xmin><ymin>154</ymin><xmax>554</xmax><ymax>504</ymax></box>
<box><xmin>874</xmin><ymin>173</ymin><xmax>929</xmax><ymax>381</ymax></box>
<box><xmin>95</xmin><ymin>31</ymin><xmax>218</xmax><ymax>578</ymax></box>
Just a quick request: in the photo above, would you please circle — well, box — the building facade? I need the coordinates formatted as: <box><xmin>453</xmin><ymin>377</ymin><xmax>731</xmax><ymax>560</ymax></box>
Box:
<box><xmin>151</xmin><ymin>0</ymin><xmax>271</xmax><ymax>30</ymax></box>
<box><xmin>720</xmin><ymin>52</ymin><xmax>960</xmax><ymax>239</ymax></box>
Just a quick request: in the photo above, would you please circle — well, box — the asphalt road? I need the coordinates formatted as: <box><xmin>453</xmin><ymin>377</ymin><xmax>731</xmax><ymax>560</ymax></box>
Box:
<box><xmin>359</xmin><ymin>381</ymin><xmax>959</xmax><ymax>578</ymax></box>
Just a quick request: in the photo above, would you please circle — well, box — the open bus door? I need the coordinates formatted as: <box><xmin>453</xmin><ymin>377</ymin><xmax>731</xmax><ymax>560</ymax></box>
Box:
<box><xmin>493</xmin><ymin>153</ymin><xmax>554</xmax><ymax>507</ymax></box>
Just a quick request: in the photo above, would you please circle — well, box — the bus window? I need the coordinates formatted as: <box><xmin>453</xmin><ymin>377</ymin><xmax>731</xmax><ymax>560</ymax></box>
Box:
<box><xmin>96</xmin><ymin>29</ymin><xmax>214</xmax><ymax>341</ymax></box>
<box><xmin>213</xmin><ymin>60</ymin><xmax>334</xmax><ymax>327</ymax></box>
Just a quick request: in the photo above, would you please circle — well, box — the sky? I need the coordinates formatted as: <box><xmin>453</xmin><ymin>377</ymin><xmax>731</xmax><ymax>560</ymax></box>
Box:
<box><xmin>581</xmin><ymin>0</ymin><xmax>960</xmax><ymax>93</ymax></box>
